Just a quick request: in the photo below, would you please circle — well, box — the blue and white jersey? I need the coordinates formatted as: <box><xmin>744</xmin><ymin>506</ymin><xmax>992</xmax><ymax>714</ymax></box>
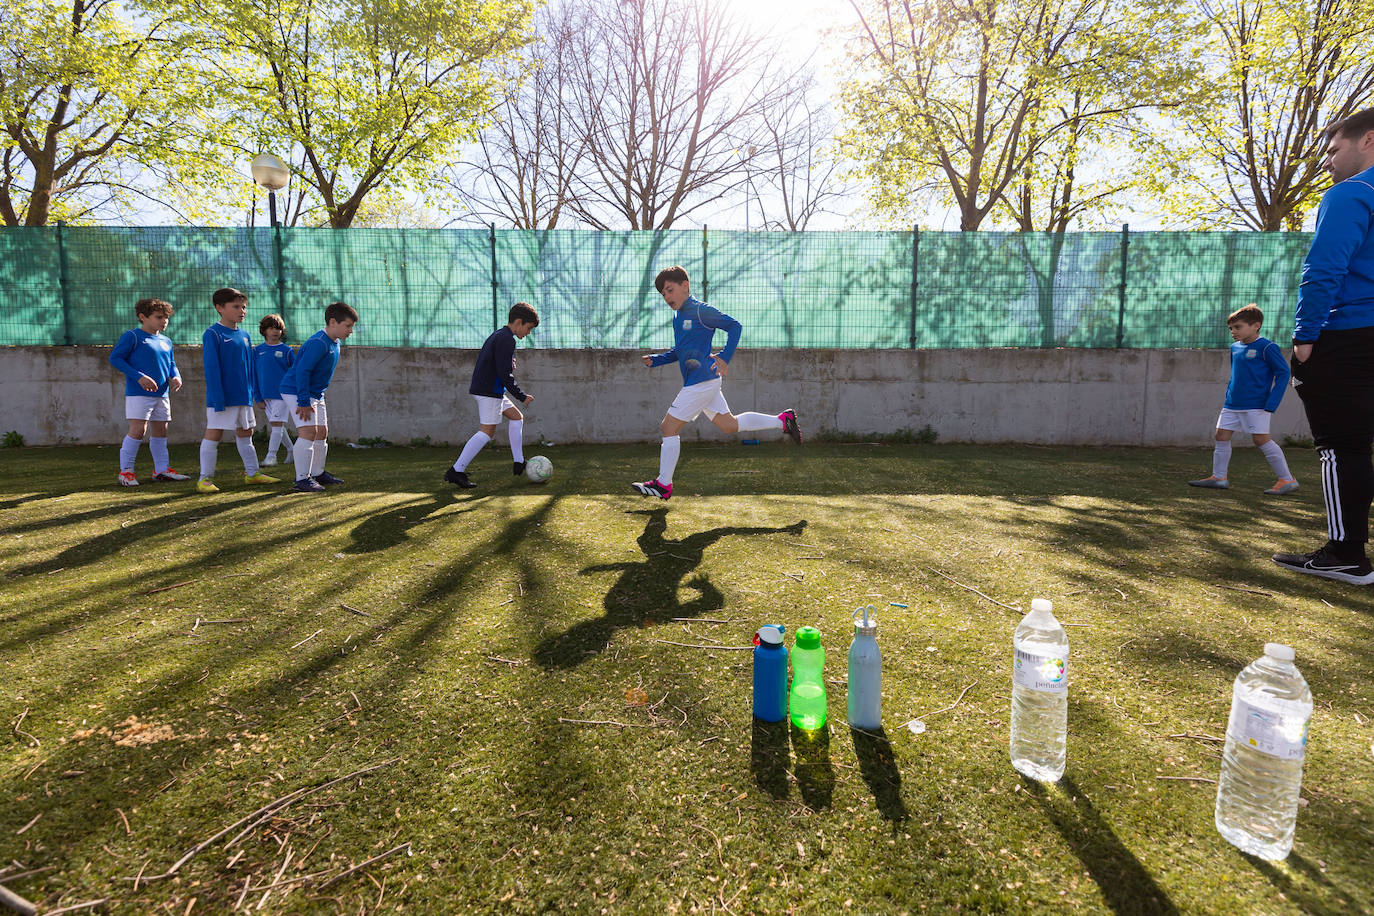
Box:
<box><xmin>1225</xmin><ymin>336</ymin><xmax>1289</xmax><ymax>412</ymax></box>
<box><xmin>252</xmin><ymin>342</ymin><xmax>295</xmax><ymax>401</ymax></box>
<box><xmin>109</xmin><ymin>329</ymin><xmax>179</xmax><ymax>396</ymax></box>
<box><xmin>1295</xmin><ymin>163</ymin><xmax>1374</xmax><ymax>341</ymax></box>
<box><xmin>202</xmin><ymin>323</ymin><xmax>256</xmax><ymax>410</ymax></box>
<box><xmin>647</xmin><ymin>295</ymin><xmax>743</xmax><ymax>387</ymax></box>
<box><xmin>280</xmin><ymin>330</ymin><xmax>341</xmax><ymax>407</ymax></box>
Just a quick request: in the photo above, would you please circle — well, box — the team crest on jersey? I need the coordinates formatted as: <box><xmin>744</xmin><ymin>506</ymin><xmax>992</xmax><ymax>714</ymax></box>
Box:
<box><xmin>682</xmin><ymin>319</ymin><xmax>693</xmax><ymax>330</ymax></box>
<box><xmin>1246</xmin><ymin>349</ymin><xmax>1257</xmax><ymax>358</ymax></box>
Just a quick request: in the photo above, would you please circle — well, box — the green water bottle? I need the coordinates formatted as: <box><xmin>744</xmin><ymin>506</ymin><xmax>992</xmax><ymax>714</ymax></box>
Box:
<box><xmin>789</xmin><ymin>626</ymin><xmax>827</xmax><ymax>730</ymax></box>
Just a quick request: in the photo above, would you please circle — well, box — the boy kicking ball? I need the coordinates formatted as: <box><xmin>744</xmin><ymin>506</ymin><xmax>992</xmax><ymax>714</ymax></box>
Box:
<box><xmin>1188</xmin><ymin>304</ymin><xmax>1298</xmax><ymax>495</ymax></box>
<box><xmin>632</xmin><ymin>265</ymin><xmax>800</xmax><ymax>501</ymax></box>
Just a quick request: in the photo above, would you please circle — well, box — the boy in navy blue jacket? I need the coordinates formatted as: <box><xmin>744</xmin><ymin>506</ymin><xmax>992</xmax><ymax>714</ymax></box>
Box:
<box><xmin>108</xmin><ymin>297</ymin><xmax>189</xmax><ymax>485</ymax></box>
<box><xmin>444</xmin><ymin>302</ymin><xmax>538</xmax><ymax>489</ymax></box>
<box><xmin>1189</xmin><ymin>304</ymin><xmax>1297</xmax><ymax>495</ymax></box>
<box><xmin>280</xmin><ymin>301</ymin><xmax>358</xmax><ymax>492</ymax></box>
<box><xmin>198</xmin><ymin>288</ymin><xmax>279</xmax><ymax>493</ymax></box>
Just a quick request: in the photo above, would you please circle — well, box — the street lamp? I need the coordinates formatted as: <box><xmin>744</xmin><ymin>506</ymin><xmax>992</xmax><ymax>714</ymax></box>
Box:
<box><xmin>250</xmin><ymin>153</ymin><xmax>290</xmax><ymax>227</ymax></box>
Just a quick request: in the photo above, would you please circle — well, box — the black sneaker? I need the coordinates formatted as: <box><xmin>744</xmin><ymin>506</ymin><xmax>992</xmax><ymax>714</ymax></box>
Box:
<box><xmin>513</xmin><ymin>461</ymin><xmax>526</xmax><ymax>476</ymax></box>
<box><xmin>445</xmin><ymin>467</ymin><xmax>476</xmax><ymax>488</ymax></box>
<box><xmin>1272</xmin><ymin>544</ymin><xmax>1374</xmax><ymax>585</ymax></box>
<box><xmin>780</xmin><ymin>409</ymin><xmax>802</xmax><ymax>445</ymax></box>
<box><xmin>313</xmin><ymin>470</ymin><xmax>344</xmax><ymax>486</ymax></box>
<box><xmin>292</xmin><ymin>477</ymin><xmax>326</xmax><ymax>493</ymax></box>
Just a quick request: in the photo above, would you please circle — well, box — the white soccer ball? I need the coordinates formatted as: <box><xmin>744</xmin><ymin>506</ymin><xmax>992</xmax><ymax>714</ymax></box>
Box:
<box><xmin>525</xmin><ymin>455</ymin><xmax>553</xmax><ymax>483</ymax></box>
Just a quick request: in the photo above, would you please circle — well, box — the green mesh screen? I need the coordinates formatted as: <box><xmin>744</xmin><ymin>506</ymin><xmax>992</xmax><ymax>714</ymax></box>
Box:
<box><xmin>0</xmin><ymin>227</ymin><xmax>1311</xmax><ymax>349</ymax></box>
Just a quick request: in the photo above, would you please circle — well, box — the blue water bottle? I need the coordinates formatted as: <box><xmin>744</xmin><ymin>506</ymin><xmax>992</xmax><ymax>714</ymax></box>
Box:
<box><xmin>752</xmin><ymin>625</ymin><xmax>788</xmax><ymax>722</ymax></box>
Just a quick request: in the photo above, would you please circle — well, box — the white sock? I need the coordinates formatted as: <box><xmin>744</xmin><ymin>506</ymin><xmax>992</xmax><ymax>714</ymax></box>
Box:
<box><xmin>735</xmin><ymin>412</ymin><xmax>784</xmax><ymax>433</ymax></box>
<box><xmin>659</xmin><ymin>435</ymin><xmax>681</xmax><ymax>485</ymax></box>
<box><xmin>268</xmin><ymin>425</ymin><xmax>285</xmax><ymax>456</ymax></box>
<box><xmin>119</xmin><ymin>435</ymin><xmax>143</xmax><ymax>472</ymax></box>
<box><xmin>199</xmin><ymin>439</ymin><xmax>218</xmax><ymax>479</ymax></box>
<box><xmin>310</xmin><ymin>440</ymin><xmax>327</xmax><ymax>476</ymax></box>
<box><xmin>454</xmin><ymin>431</ymin><xmax>492</xmax><ymax>472</ymax></box>
<box><xmin>293</xmin><ymin>438</ymin><xmax>314</xmax><ymax>481</ymax></box>
<box><xmin>1259</xmin><ymin>440</ymin><xmax>1293</xmax><ymax>480</ymax></box>
<box><xmin>1211</xmin><ymin>440</ymin><xmax>1232</xmax><ymax>479</ymax></box>
<box><xmin>236</xmin><ymin>436</ymin><xmax>260</xmax><ymax>475</ymax></box>
<box><xmin>508</xmin><ymin>420</ymin><xmax>525</xmax><ymax>463</ymax></box>
<box><xmin>149</xmin><ymin>436</ymin><xmax>170</xmax><ymax>474</ymax></box>
<box><xmin>282</xmin><ymin>426</ymin><xmax>295</xmax><ymax>450</ymax></box>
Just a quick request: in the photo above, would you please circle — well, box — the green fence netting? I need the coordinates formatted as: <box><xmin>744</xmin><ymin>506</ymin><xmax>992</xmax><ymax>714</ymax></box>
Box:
<box><xmin>0</xmin><ymin>227</ymin><xmax>1313</xmax><ymax>349</ymax></box>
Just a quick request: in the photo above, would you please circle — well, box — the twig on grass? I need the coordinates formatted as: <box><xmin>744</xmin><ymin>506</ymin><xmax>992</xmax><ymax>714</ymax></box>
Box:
<box><xmin>558</xmin><ymin>718</ymin><xmax>655</xmax><ymax>729</ymax></box>
<box><xmin>649</xmin><ymin>640</ymin><xmax>752</xmax><ymax>651</ymax></box>
<box><xmin>0</xmin><ymin>883</ymin><xmax>36</xmax><ymax>916</ymax></box>
<box><xmin>906</xmin><ymin>682</ymin><xmax>977</xmax><ymax>727</ymax></box>
<box><xmin>1215</xmin><ymin>584</ymin><xmax>1275</xmax><ymax>597</ymax></box>
<box><xmin>484</xmin><ymin>656</ymin><xmax>525</xmax><ymax>666</ymax></box>
<box><xmin>12</xmin><ymin>708</ymin><xmax>38</xmax><ymax>748</ymax></box>
<box><xmin>493</xmin><ymin>598</ymin><xmax>514</xmax><ymax>607</ymax></box>
<box><xmin>782</xmin><ymin>572</ymin><xmax>804</xmax><ymax>582</ymax></box>
<box><xmin>143</xmin><ymin>580</ymin><xmax>194</xmax><ymax>595</ymax></box>
<box><xmin>672</xmin><ymin>618</ymin><xmax>730</xmax><ymax>624</ymax></box>
<box><xmin>42</xmin><ymin>899</ymin><xmax>108</xmax><ymax>915</ymax></box>
<box><xmin>339</xmin><ymin>604</ymin><xmax>371</xmax><ymax>618</ymax></box>
<box><xmin>1160</xmin><ymin>733</ymin><xmax>1224</xmax><ymax>743</ymax></box>
<box><xmin>14</xmin><ymin>814</ymin><xmax>40</xmax><ymax>836</ymax></box>
<box><xmin>290</xmin><ymin>629</ymin><xmax>323</xmax><ymax>649</ymax></box>
<box><xmin>927</xmin><ymin>569</ymin><xmax>1021</xmax><ymax>612</ymax></box>
<box><xmin>1156</xmin><ymin>776</ymin><xmax>1216</xmax><ymax>784</ymax></box>
<box><xmin>116</xmin><ymin>808</ymin><xmax>132</xmax><ymax>835</ymax></box>
<box><xmin>317</xmin><ymin>843</ymin><xmax>411</xmax><ymax>891</ymax></box>
<box><xmin>199</xmin><ymin>618</ymin><xmax>251</xmax><ymax>625</ymax></box>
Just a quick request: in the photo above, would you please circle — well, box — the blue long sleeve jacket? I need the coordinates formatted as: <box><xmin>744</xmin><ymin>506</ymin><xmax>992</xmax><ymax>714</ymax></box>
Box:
<box><xmin>468</xmin><ymin>326</ymin><xmax>527</xmax><ymax>402</ymax></box>
<box><xmin>202</xmin><ymin>323</ymin><xmax>256</xmax><ymax>410</ymax></box>
<box><xmin>279</xmin><ymin>330</ymin><xmax>341</xmax><ymax>407</ymax></box>
<box><xmin>1224</xmin><ymin>337</ymin><xmax>1289</xmax><ymax>412</ymax></box>
<box><xmin>1294</xmin><ymin>164</ymin><xmax>1374</xmax><ymax>341</ymax></box>
<box><xmin>109</xmin><ymin>329</ymin><xmax>179</xmax><ymax>396</ymax></box>
<box><xmin>647</xmin><ymin>296</ymin><xmax>743</xmax><ymax>386</ymax></box>
<box><xmin>252</xmin><ymin>342</ymin><xmax>295</xmax><ymax>401</ymax></box>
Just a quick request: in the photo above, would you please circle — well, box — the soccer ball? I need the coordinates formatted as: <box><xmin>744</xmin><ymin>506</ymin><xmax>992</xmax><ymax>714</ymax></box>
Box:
<box><xmin>525</xmin><ymin>455</ymin><xmax>553</xmax><ymax>483</ymax></box>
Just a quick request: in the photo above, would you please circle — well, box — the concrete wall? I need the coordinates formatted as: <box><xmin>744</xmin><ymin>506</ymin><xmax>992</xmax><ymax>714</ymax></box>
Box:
<box><xmin>0</xmin><ymin>346</ymin><xmax>1310</xmax><ymax>447</ymax></box>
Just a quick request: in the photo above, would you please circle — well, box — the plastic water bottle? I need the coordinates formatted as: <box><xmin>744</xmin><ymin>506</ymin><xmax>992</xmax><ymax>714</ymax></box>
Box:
<box><xmin>847</xmin><ymin>606</ymin><xmax>882</xmax><ymax>731</ymax></box>
<box><xmin>789</xmin><ymin>626</ymin><xmax>827</xmax><ymax>731</ymax></box>
<box><xmin>1215</xmin><ymin>643</ymin><xmax>1312</xmax><ymax>860</ymax></box>
<box><xmin>752</xmin><ymin>625</ymin><xmax>788</xmax><ymax>722</ymax></box>
<box><xmin>1010</xmin><ymin>598</ymin><xmax>1068</xmax><ymax>782</ymax></box>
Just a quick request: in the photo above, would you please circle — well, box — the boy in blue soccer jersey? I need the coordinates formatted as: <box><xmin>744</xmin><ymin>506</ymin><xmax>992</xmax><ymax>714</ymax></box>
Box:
<box><xmin>198</xmin><ymin>288</ymin><xmax>280</xmax><ymax>493</ymax></box>
<box><xmin>280</xmin><ymin>301</ymin><xmax>358</xmax><ymax>493</ymax></box>
<box><xmin>632</xmin><ymin>266</ymin><xmax>801</xmax><ymax>500</ymax></box>
<box><xmin>1189</xmin><ymin>304</ymin><xmax>1298</xmax><ymax>494</ymax></box>
<box><xmin>251</xmin><ymin>313</ymin><xmax>296</xmax><ymax>466</ymax></box>
<box><xmin>108</xmin><ymin>297</ymin><xmax>190</xmax><ymax>486</ymax></box>
<box><xmin>444</xmin><ymin>302</ymin><xmax>538</xmax><ymax>489</ymax></box>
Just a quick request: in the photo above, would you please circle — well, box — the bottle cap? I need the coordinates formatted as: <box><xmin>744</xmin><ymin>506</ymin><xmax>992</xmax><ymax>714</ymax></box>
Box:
<box><xmin>755</xmin><ymin>624</ymin><xmax>785</xmax><ymax>646</ymax></box>
<box><xmin>795</xmin><ymin>626</ymin><xmax>821</xmax><ymax>650</ymax></box>
<box><xmin>1264</xmin><ymin>642</ymin><xmax>1295</xmax><ymax>662</ymax></box>
<box><xmin>853</xmin><ymin>606</ymin><xmax>878</xmax><ymax>636</ymax></box>
<box><xmin>1031</xmin><ymin>598</ymin><xmax>1053</xmax><ymax>614</ymax></box>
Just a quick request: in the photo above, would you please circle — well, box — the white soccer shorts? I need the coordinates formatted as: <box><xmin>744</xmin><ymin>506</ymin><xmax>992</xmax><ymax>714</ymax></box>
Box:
<box><xmin>475</xmin><ymin>394</ymin><xmax>517</xmax><ymax>425</ymax></box>
<box><xmin>667</xmin><ymin>378</ymin><xmax>730</xmax><ymax>423</ymax></box>
<box><xmin>288</xmin><ymin>396</ymin><xmax>328</xmax><ymax>428</ymax></box>
<box><xmin>205</xmin><ymin>405</ymin><xmax>256</xmax><ymax>431</ymax></box>
<box><xmin>1216</xmin><ymin>408</ymin><xmax>1271</xmax><ymax>435</ymax></box>
<box><xmin>126</xmin><ymin>394</ymin><xmax>171</xmax><ymax>422</ymax></box>
<box><xmin>263</xmin><ymin>397</ymin><xmax>294</xmax><ymax>426</ymax></box>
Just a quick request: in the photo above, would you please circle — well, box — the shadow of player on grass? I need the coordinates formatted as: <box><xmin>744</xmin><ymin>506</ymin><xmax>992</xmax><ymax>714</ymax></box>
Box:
<box><xmin>532</xmin><ymin>508</ymin><xmax>807</xmax><ymax>669</ymax></box>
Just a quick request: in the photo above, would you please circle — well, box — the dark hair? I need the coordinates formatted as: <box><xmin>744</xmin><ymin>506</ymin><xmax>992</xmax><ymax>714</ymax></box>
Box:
<box><xmin>325</xmin><ymin>301</ymin><xmax>359</xmax><ymax>325</ymax></box>
<box><xmin>1228</xmin><ymin>304</ymin><xmax>1263</xmax><ymax>326</ymax></box>
<box><xmin>508</xmin><ymin>302</ymin><xmax>539</xmax><ymax>327</ymax></box>
<box><xmin>212</xmin><ymin>287</ymin><xmax>247</xmax><ymax>307</ymax></box>
<box><xmin>136</xmin><ymin>297</ymin><xmax>173</xmax><ymax>318</ymax></box>
<box><xmin>259</xmin><ymin>313</ymin><xmax>285</xmax><ymax>335</ymax></box>
<box><xmin>1325</xmin><ymin>109</ymin><xmax>1374</xmax><ymax>142</ymax></box>
<box><xmin>654</xmin><ymin>265</ymin><xmax>690</xmax><ymax>293</ymax></box>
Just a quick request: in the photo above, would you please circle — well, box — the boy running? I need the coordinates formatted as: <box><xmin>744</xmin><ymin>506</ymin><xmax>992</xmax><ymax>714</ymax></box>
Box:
<box><xmin>633</xmin><ymin>266</ymin><xmax>800</xmax><ymax>500</ymax></box>
<box><xmin>444</xmin><ymin>302</ymin><xmax>538</xmax><ymax>489</ymax></box>
<box><xmin>108</xmin><ymin>297</ymin><xmax>189</xmax><ymax>485</ymax></box>
<box><xmin>1188</xmin><ymin>304</ymin><xmax>1297</xmax><ymax>494</ymax></box>
<box><xmin>198</xmin><ymin>288</ymin><xmax>279</xmax><ymax>493</ymax></box>
<box><xmin>280</xmin><ymin>301</ymin><xmax>358</xmax><ymax>493</ymax></box>
<box><xmin>252</xmin><ymin>313</ymin><xmax>296</xmax><ymax>466</ymax></box>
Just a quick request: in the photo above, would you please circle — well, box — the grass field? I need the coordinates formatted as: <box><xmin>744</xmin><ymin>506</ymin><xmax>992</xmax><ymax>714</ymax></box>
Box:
<box><xmin>1</xmin><ymin>441</ymin><xmax>1372</xmax><ymax>914</ymax></box>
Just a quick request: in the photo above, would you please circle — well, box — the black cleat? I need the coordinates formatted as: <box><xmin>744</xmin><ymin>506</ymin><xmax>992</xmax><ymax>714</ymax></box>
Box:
<box><xmin>514</xmin><ymin>461</ymin><xmax>526</xmax><ymax>476</ymax></box>
<box><xmin>445</xmin><ymin>467</ymin><xmax>476</xmax><ymax>488</ymax></box>
<box><xmin>631</xmin><ymin>479</ymin><xmax>673</xmax><ymax>500</ymax></box>
<box><xmin>313</xmin><ymin>470</ymin><xmax>345</xmax><ymax>486</ymax></box>
<box><xmin>1272</xmin><ymin>543</ymin><xmax>1374</xmax><ymax>585</ymax></box>
<box><xmin>780</xmin><ymin>409</ymin><xmax>802</xmax><ymax>445</ymax></box>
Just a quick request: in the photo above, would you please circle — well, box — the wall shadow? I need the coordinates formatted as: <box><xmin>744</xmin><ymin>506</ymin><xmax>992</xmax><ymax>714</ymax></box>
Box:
<box><xmin>851</xmin><ymin>726</ymin><xmax>909</xmax><ymax>823</ymax></box>
<box><xmin>750</xmin><ymin>719</ymin><xmax>790</xmax><ymax>800</ymax></box>
<box><xmin>791</xmin><ymin>723</ymin><xmax>834</xmax><ymax>811</ymax></box>
<box><xmin>1023</xmin><ymin>776</ymin><xmax>1179</xmax><ymax>915</ymax></box>
<box><xmin>531</xmin><ymin>508</ymin><xmax>807</xmax><ymax>668</ymax></box>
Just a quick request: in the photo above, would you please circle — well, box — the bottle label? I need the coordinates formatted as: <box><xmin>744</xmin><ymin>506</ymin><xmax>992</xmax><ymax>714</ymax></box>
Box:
<box><xmin>1227</xmin><ymin>697</ymin><xmax>1308</xmax><ymax>761</ymax></box>
<box><xmin>1013</xmin><ymin>647</ymin><xmax>1068</xmax><ymax>692</ymax></box>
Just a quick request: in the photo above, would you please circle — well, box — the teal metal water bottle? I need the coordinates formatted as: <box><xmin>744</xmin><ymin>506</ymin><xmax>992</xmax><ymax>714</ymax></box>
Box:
<box><xmin>789</xmin><ymin>626</ymin><xmax>827</xmax><ymax>731</ymax></box>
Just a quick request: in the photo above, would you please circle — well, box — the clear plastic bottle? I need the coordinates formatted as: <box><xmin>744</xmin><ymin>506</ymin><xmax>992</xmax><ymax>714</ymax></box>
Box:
<box><xmin>1010</xmin><ymin>598</ymin><xmax>1068</xmax><ymax>782</ymax></box>
<box><xmin>1215</xmin><ymin>643</ymin><xmax>1312</xmax><ymax>861</ymax></box>
<box><xmin>847</xmin><ymin>606</ymin><xmax>882</xmax><ymax>731</ymax></box>
<box><xmin>789</xmin><ymin>626</ymin><xmax>827</xmax><ymax>731</ymax></box>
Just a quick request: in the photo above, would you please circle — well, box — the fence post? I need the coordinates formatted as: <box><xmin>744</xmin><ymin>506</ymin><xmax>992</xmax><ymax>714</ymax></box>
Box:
<box><xmin>55</xmin><ymin>221</ymin><xmax>73</xmax><ymax>345</ymax></box>
<box><xmin>273</xmin><ymin>225</ymin><xmax>286</xmax><ymax>323</ymax></box>
<box><xmin>910</xmin><ymin>225</ymin><xmax>919</xmax><ymax>348</ymax></box>
<box><xmin>701</xmin><ymin>225</ymin><xmax>709</xmax><ymax>302</ymax></box>
<box><xmin>489</xmin><ymin>223</ymin><xmax>499</xmax><ymax>332</ymax></box>
<box><xmin>1116</xmin><ymin>223</ymin><xmax>1130</xmax><ymax>348</ymax></box>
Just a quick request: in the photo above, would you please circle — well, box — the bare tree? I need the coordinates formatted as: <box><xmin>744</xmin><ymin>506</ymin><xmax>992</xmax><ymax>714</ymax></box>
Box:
<box><xmin>749</xmin><ymin>74</ymin><xmax>849</xmax><ymax>231</ymax></box>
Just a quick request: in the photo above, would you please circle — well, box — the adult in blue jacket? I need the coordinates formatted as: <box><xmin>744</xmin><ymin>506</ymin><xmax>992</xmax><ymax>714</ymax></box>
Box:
<box><xmin>1274</xmin><ymin>109</ymin><xmax>1374</xmax><ymax>584</ymax></box>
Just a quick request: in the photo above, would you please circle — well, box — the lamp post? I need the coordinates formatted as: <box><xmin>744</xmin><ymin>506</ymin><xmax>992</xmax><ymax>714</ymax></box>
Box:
<box><xmin>250</xmin><ymin>153</ymin><xmax>290</xmax><ymax>227</ymax></box>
